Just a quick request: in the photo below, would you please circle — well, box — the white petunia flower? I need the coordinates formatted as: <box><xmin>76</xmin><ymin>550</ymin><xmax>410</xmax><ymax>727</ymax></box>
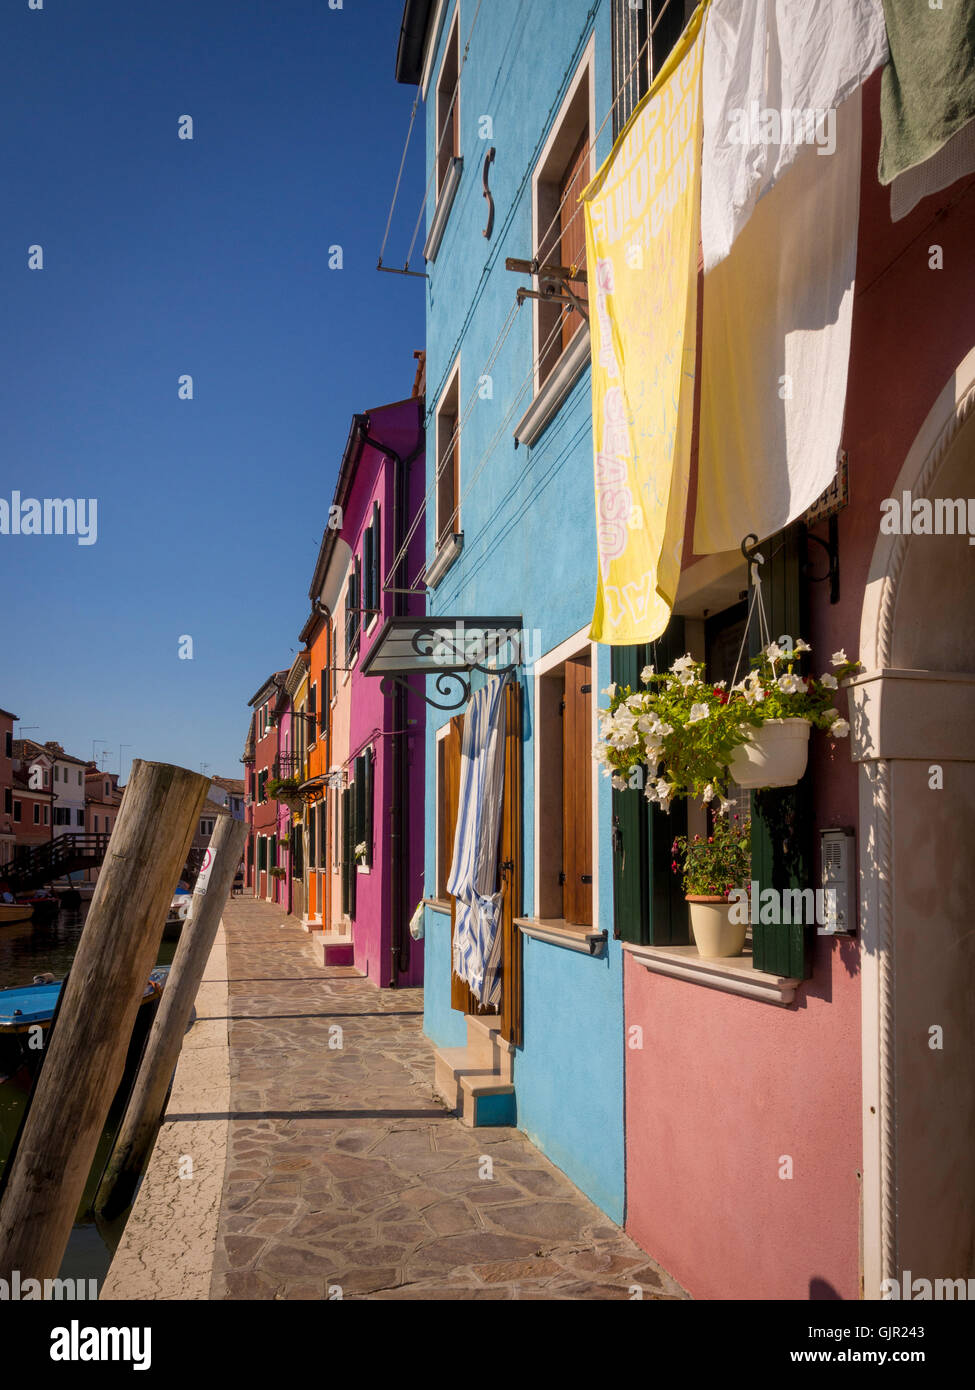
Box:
<box><xmin>765</xmin><ymin>641</ymin><xmax>784</xmax><ymax>663</ymax></box>
<box><xmin>830</xmin><ymin>717</ymin><xmax>850</xmax><ymax>738</ymax></box>
<box><xmin>702</xmin><ymin>784</ymin><xmax>715</xmax><ymax>803</ymax></box>
<box><xmin>611</xmin><ymin>775</ymin><xmax>628</xmax><ymax>790</ymax></box>
<box><xmin>718</xmin><ymin>797</ymin><xmax>736</xmax><ymax>816</ymax></box>
<box><xmin>794</xmin><ymin>638</ymin><xmax>811</xmax><ymax>653</ymax></box>
<box><xmin>687</xmin><ymin>703</ymin><xmax>710</xmax><ymax>724</ymax></box>
<box><xmin>830</xmin><ymin>650</ymin><xmax>848</xmax><ymax>666</ymax></box>
<box><xmin>640</xmin><ymin>664</ymin><xmax>655</xmax><ymax>683</ymax></box>
<box><xmin>777</xmin><ymin>672</ymin><xmax>806</xmax><ymax>695</ymax></box>
<box><xmin>819</xmin><ymin>672</ymin><xmax>838</xmax><ymax>689</ymax></box>
<box><xmin>601</xmin><ymin>683</ymin><xmax>617</xmax><ymax>697</ymax></box>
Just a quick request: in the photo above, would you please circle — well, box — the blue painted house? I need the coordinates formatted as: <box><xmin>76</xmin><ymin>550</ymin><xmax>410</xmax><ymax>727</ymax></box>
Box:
<box><xmin>390</xmin><ymin>0</ymin><xmax>694</xmax><ymax>1225</ymax></box>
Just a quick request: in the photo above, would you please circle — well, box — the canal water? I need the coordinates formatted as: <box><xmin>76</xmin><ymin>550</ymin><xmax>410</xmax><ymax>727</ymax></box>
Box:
<box><xmin>0</xmin><ymin>899</ymin><xmax>178</xmax><ymax>1287</ymax></box>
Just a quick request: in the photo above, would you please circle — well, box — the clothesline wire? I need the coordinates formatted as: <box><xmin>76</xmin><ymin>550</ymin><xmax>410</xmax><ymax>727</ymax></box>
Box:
<box><xmin>378</xmin><ymin>92</ymin><xmax>420</xmax><ymax>266</ymax></box>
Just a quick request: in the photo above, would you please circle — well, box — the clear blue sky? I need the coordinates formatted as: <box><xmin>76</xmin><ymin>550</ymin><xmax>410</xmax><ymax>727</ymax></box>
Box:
<box><xmin>0</xmin><ymin>0</ymin><xmax>423</xmax><ymax>784</ymax></box>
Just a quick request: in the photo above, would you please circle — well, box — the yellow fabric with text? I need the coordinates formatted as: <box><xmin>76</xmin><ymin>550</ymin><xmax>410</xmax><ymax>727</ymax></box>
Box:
<box><xmin>585</xmin><ymin>4</ymin><xmax>704</xmax><ymax>644</ymax></box>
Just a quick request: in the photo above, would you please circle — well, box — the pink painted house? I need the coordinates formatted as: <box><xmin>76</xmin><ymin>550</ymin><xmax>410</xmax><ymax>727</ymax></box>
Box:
<box><xmin>304</xmin><ymin>382</ymin><xmax>427</xmax><ymax>988</ymax></box>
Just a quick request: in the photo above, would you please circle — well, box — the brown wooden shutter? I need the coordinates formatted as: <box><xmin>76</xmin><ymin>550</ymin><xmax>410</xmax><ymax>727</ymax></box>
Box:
<box><xmin>559</xmin><ymin>127</ymin><xmax>590</xmax><ymax>352</ymax></box>
<box><xmin>562</xmin><ymin>656</ymin><xmax>593</xmax><ymax>926</ymax></box>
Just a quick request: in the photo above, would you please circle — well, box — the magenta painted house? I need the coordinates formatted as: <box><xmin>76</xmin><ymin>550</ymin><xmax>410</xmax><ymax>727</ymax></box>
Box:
<box><xmin>327</xmin><ymin>386</ymin><xmax>427</xmax><ymax>988</ymax></box>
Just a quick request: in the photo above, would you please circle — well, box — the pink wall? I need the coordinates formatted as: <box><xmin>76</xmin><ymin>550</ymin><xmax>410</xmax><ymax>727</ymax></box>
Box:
<box><xmin>623</xmin><ymin>74</ymin><xmax>975</xmax><ymax>1300</ymax></box>
<box><xmin>344</xmin><ymin>398</ymin><xmax>426</xmax><ymax>987</ymax></box>
<box><xmin>625</xmin><ymin>942</ymin><xmax>861</xmax><ymax>1300</ymax></box>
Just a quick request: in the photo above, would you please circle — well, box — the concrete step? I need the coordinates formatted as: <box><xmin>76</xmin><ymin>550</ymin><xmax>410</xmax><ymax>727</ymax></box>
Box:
<box><xmin>311</xmin><ymin>931</ymin><xmax>354</xmax><ymax>967</ymax></box>
<box><xmin>459</xmin><ymin>1074</ymin><xmax>516</xmax><ymax>1128</ymax></box>
<box><xmin>465</xmin><ymin>1013</ymin><xmax>515</xmax><ymax>1082</ymax></box>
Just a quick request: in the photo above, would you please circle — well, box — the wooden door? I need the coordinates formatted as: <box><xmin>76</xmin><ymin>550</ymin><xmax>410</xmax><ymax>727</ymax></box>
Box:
<box><xmin>562</xmin><ymin>656</ymin><xmax>593</xmax><ymax>925</ymax></box>
<box><xmin>559</xmin><ymin>127</ymin><xmax>590</xmax><ymax>351</ymax></box>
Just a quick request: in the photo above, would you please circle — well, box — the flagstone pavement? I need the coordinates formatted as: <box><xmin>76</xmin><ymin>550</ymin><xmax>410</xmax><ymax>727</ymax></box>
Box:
<box><xmin>202</xmin><ymin>895</ymin><xmax>687</xmax><ymax>1300</ymax></box>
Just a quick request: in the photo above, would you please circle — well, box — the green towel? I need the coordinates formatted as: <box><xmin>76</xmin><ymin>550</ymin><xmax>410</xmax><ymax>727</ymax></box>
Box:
<box><xmin>879</xmin><ymin>0</ymin><xmax>975</xmax><ymax>185</ymax></box>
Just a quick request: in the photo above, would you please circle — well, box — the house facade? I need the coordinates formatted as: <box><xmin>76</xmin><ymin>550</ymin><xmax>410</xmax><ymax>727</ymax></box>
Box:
<box><xmin>303</xmin><ymin>386</ymin><xmax>428</xmax><ymax>986</ymax></box>
<box><xmin>0</xmin><ymin>708</ymin><xmax>16</xmax><ymax>870</ymax></box>
<box><xmin>396</xmin><ymin>0</ymin><xmax>975</xmax><ymax>1301</ymax></box>
<box><xmin>84</xmin><ymin>765</ymin><xmax>123</xmax><ymax>883</ymax></box>
<box><xmin>246</xmin><ymin>671</ymin><xmax>287</xmax><ymax>904</ymax></box>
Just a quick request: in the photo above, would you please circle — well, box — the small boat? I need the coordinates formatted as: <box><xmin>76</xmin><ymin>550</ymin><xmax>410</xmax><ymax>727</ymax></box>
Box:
<box><xmin>0</xmin><ymin>902</ymin><xmax>33</xmax><ymax>926</ymax></box>
<box><xmin>17</xmin><ymin>891</ymin><xmax>59</xmax><ymax>924</ymax></box>
<box><xmin>163</xmin><ymin>890</ymin><xmax>192</xmax><ymax>940</ymax></box>
<box><xmin>0</xmin><ymin>970</ymin><xmax>167</xmax><ymax>1036</ymax></box>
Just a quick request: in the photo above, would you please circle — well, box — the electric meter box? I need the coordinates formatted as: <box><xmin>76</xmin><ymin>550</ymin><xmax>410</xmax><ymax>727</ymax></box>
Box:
<box><xmin>819</xmin><ymin>826</ymin><xmax>856</xmax><ymax>936</ymax></box>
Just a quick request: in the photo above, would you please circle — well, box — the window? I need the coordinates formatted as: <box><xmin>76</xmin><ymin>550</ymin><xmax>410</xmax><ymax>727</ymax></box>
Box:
<box><xmin>533</xmin><ymin>41</ymin><xmax>593</xmax><ymax>387</ymax></box>
<box><xmin>77</xmin><ymin>770</ymin><xmax>82</xmax><ymax>786</ymax></box>
<box><xmin>435</xmin><ymin>363</ymin><xmax>460</xmax><ymax>548</ymax></box>
<box><xmin>200</xmin><ymin>818</ymin><xmax>215</xmax><ymax>837</ymax></box>
<box><xmin>353</xmin><ymin>750</ymin><xmax>374</xmax><ymax>869</ymax></box>
<box><xmin>611</xmin><ymin>0</ymin><xmax>697</xmax><ymax>137</ymax></box>
<box><xmin>318</xmin><ymin>795</ymin><xmax>328</xmax><ymax>869</ymax></box>
<box><xmin>54</xmin><ymin>807</ymin><xmax>70</xmax><ymax>826</ymax></box>
<box><xmin>292</xmin><ymin>823</ymin><xmax>303</xmax><ymax>879</ymax></box>
<box><xmin>76</xmin><ymin>809</ymin><xmax>84</xmax><ymax>826</ymax></box>
<box><xmin>3</xmin><ymin>730</ymin><xmax>11</xmax><ymax>758</ymax></box>
<box><xmin>53</xmin><ymin>766</ymin><xmax>59</xmax><ymax>783</ymax></box>
<box><xmin>435</xmin><ymin>7</ymin><xmax>460</xmax><ymax>197</ymax></box>
<box><xmin>258</xmin><ymin>836</ymin><xmax>267</xmax><ymax>872</ymax></box>
<box><xmin>3</xmin><ymin>788</ymin><xmax>10</xmax><ymax>814</ymax></box>
<box><xmin>309</xmin><ymin>804</ymin><xmax>317</xmax><ymax>871</ymax></box>
<box><xmin>13</xmin><ymin>801</ymin><xmax>21</xmax><ymax>823</ymax></box>
<box><xmin>105</xmin><ymin>781</ymin><xmax>110</xmax><ymax>797</ymax></box>
<box><xmin>537</xmin><ymin>647</ymin><xmax>593</xmax><ymax>926</ymax></box>
<box><xmin>93</xmin><ymin>814</ymin><xmax>99</xmax><ymax>831</ymax></box>
<box><xmin>362</xmin><ymin>502</ymin><xmax>381</xmax><ymax>622</ymax></box>
<box><xmin>345</xmin><ymin>557</ymin><xmax>361</xmax><ymax>665</ymax></box>
<box><xmin>308</xmin><ymin>683</ymin><xmax>317</xmax><ymax>743</ymax></box>
<box><xmin>33</xmin><ymin>803</ymin><xmax>40</xmax><ymax>825</ymax></box>
<box><xmin>105</xmin><ymin>817</ymin><xmax>111</xmax><ymax>833</ymax></box>
<box><xmin>258</xmin><ymin>770</ymin><xmax>267</xmax><ymax>803</ymax></box>
<box><xmin>43</xmin><ymin>769</ymin><xmax>49</xmax><ymax>787</ymax></box>
<box><xmin>43</xmin><ymin>805</ymin><xmax>49</xmax><ymax>826</ymax></box>
<box><xmin>319</xmin><ymin>666</ymin><xmax>330</xmax><ymax>738</ymax></box>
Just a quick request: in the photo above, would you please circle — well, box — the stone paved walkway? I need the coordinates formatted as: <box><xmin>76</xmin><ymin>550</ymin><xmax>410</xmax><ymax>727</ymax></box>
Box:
<box><xmin>193</xmin><ymin>896</ymin><xmax>685</xmax><ymax>1300</ymax></box>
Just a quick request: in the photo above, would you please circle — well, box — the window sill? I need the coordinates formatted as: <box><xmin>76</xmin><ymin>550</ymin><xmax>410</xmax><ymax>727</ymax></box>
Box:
<box><xmin>425</xmin><ymin>531</ymin><xmax>463</xmax><ymax>589</ymax></box>
<box><xmin>423</xmin><ymin>896</ymin><xmax>451</xmax><ymax>915</ymax></box>
<box><xmin>424</xmin><ymin>156</ymin><xmax>463</xmax><ymax>262</ymax></box>
<box><xmin>622</xmin><ymin>942</ymin><xmax>800</xmax><ymax>1006</ymax></box>
<box><xmin>515</xmin><ymin>916</ymin><xmax>608</xmax><ymax>956</ymax></box>
<box><xmin>513</xmin><ymin>327</ymin><xmax>590</xmax><ymax>449</ymax></box>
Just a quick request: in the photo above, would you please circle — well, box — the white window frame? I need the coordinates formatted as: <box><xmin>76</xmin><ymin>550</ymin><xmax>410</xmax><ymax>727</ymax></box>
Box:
<box><xmin>429</xmin><ymin>354</ymin><xmax>463</xmax><ymax>587</ymax></box>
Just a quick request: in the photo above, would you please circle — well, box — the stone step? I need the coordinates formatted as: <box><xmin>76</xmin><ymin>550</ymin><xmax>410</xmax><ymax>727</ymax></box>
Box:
<box><xmin>459</xmin><ymin>1074</ymin><xmax>516</xmax><ymax>1128</ymax></box>
<box><xmin>311</xmin><ymin>930</ymin><xmax>354</xmax><ymax>967</ymax></box>
<box><xmin>465</xmin><ymin>1013</ymin><xmax>515</xmax><ymax>1081</ymax></box>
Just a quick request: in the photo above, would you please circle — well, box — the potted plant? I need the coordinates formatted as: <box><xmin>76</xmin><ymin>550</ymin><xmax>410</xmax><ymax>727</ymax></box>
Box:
<box><xmin>266</xmin><ymin>775</ymin><xmax>303</xmax><ymax>812</ymax></box>
<box><xmin>672</xmin><ymin>815</ymin><xmax>751</xmax><ymax>958</ymax></box>
<box><xmin>269</xmin><ymin>865</ymin><xmax>287</xmax><ymax>881</ymax></box>
<box><xmin>354</xmin><ymin>841</ymin><xmax>368</xmax><ymax>866</ymax></box>
<box><xmin>595</xmin><ymin>642</ymin><xmax>859</xmax><ymax>807</ymax></box>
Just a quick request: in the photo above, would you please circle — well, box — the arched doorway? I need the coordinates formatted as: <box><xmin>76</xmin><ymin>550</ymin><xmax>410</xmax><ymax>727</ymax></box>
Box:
<box><xmin>855</xmin><ymin>348</ymin><xmax>975</xmax><ymax>1298</ymax></box>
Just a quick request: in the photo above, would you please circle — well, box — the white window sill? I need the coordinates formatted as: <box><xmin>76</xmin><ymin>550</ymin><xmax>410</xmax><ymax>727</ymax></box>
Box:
<box><xmin>425</xmin><ymin>532</ymin><xmax>463</xmax><ymax>589</ymax></box>
<box><xmin>424</xmin><ymin>156</ymin><xmax>463</xmax><ymax>262</ymax></box>
<box><xmin>623</xmin><ymin>942</ymin><xmax>800</xmax><ymax>1006</ymax></box>
<box><xmin>513</xmin><ymin>327</ymin><xmax>591</xmax><ymax>449</ymax></box>
<box><xmin>515</xmin><ymin>916</ymin><xmax>608</xmax><ymax>957</ymax></box>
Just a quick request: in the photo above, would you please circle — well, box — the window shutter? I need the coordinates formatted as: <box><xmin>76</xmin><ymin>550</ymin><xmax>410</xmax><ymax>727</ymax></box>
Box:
<box><xmin>341</xmin><ymin>785</ymin><xmax>354</xmax><ymax>917</ymax></box>
<box><xmin>293</xmin><ymin>824</ymin><xmax>303</xmax><ymax>878</ymax></box>
<box><xmin>371</xmin><ymin>502</ymin><xmax>381</xmax><ymax>613</ymax></box>
<box><xmin>562</xmin><ymin>657</ymin><xmax>592</xmax><ymax>926</ymax></box>
<box><xmin>354</xmin><ymin>753</ymin><xmax>367</xmax><ymax>853</ymax></box>
<box><xmin>319</xmin><ymin>796</ymin><xmax>327</xmax><ymax>866</ymax></box>
<box><xmin>363</xmin><ymin>751</ymin><xmax>374</xmax><ymax>868</ymax></box>
<box><xmin>749</xmin><ymin>522</ymin><xmax>814</xmax><ymax>979</ymax></box>
<box><xmin>363</xmin><ymin>524</ymin><xmax>375</xmax><ymax>615</ymax></box>
<box><xmin>610</xmin><ymin>619</ymin><xmax>689</xmax><ymax>946</ymax></box>
<box><xmin>439</xmin><ymin>718</ymin><xmax>463</xmax><ymax>898</ymax></box>
<box><xmin>611</xmin><ymin>0</ymin><xmax>650</xmax><ymax>137</ymax></box>
<box><xmin>308</xmin><ymin>805</ymin><xmax>317</xmax><ymax>870</ymax></box>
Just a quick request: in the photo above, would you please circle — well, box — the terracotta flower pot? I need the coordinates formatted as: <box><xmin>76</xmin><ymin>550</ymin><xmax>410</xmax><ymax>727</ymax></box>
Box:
<box><xmin>728</xmin><ymin>716</ymin><xmax>811</xmax><ymax>790</ymax></box>
<box><xmin>687</xmin><ymin>895</ymin><xmax>747</xmax><ymax>958</ymax></box>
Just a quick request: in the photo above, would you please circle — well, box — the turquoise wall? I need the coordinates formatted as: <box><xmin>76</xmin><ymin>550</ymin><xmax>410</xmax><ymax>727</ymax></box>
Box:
<box><xmin>421</xmin><ymin>0</ymin><xmax>625</xmax><ymax>1221</ymax></box>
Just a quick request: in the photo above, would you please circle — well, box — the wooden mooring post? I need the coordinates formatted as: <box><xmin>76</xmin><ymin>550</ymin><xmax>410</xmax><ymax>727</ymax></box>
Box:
<box><xmin>0</xmin><ymin>760</ymin><xmax>209</xmax><ymax>1285</ymax></box>
<box><xmin>95</xmin><ymin>812</ymin><xmax>248</xmax><ymax>1218</ymax></box>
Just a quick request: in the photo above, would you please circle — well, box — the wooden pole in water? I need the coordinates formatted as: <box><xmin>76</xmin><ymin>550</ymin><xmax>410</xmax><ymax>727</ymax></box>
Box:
<box><xmin>95</xmin><ymin>812</ymin><xmax>248</xmax><ymax>1217</ymax></box>
<box><xmin>0</xmin><ymin>760</ymin><xmax>209</xmax><ymax>1285</ymax></box>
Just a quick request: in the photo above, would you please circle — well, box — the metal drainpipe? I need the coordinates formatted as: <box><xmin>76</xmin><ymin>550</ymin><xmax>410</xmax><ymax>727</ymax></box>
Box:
<box><xmin>360</xmin><ymin>422</ymin><xmax>425</xmax><ymax>986</ymax></box>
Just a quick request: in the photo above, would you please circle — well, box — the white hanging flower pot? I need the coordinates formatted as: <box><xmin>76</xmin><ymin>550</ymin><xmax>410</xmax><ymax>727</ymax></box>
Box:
<box><xmin>728</xmin><ymin>716</ymin><xmax>811</xmax><ymax>790</ymax></box>
<box><xmin>687</xmin><ymin>896</ymin><xmax>747</xmax><ymax>958</ymax></box>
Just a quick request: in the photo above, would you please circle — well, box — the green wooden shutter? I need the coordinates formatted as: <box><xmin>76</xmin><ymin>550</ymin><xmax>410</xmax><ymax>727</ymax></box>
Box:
<box><xmin>363</xmin><ymin>751</ymin><xmax>374</xmax><ymax>868</ymax></box>
<box><xmin>341</xmin><ymin>785</ymin><xmax>353</xmax><ymax>917</ymax></box>
<box><xmin>354</xmin><ymin>754</ymin><xmax>367</xmax><ymax>854</ymax></box>
<box><xmin>749</xmin><ymin>522</ymin><xmax>814</xmax><ymax>979</ymax></box>
<box><xmin>610</xmin><ymin>617</ymin><xmax>689</xmax><ymax>946</ymax></box>
<box><xmin>363</xmin><ymin>524</ymin><xmax>375</xmax><ymax>615</ymax></box>
<box><xmin>371</xmin><ymin>502</ymin><xmax>381</xmax><ymax>614</ymax></box>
